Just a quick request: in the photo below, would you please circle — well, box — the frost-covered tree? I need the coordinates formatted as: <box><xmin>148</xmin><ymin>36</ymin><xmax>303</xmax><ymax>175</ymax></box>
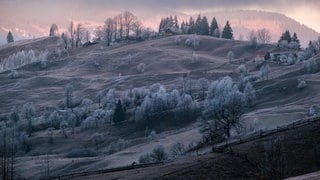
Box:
<box><xmin>150</xmin><ymin>145</ymin><xmax>168</xmax><ymax>162</ymax></box>
<box><xmin>49</xmin><ymin>111</ymin><xmax>64</xmax><ymax>129</ymax></box>
<box><xmin>297</xmin><ymin>80</ymin><xmax>307</xmax><ymax>90</ymax></box>
<box><xmin>61</xmin><ymin>32</ymin><xmax>68</xmax><ymax>49</ymax></box>
<box><xmin>102</xmin><ymin>89</ymin><xmax>116</xmax><ymax>110</ymax></box>
<box><xmin>49</xmin><ymin>24</ymin><xmax>59</xmax><ymax>37</ymax></box>
<box><xmin>137</xmin><ymin>63</ymin><xmax>146</xmax><ymax>73</ymax></box>
<box><xmin>309</xmin><ymin>104</ymin><xmax>320</xmax><ymax>116</ymax></box>
<box><xmin>304</xmin><ymin>59</ymin><xmax>319</xmax><ymax>73</ymax></box>
<box><xmin>238</xmin><ymin>64</ymin><xmax>247</xmax><ymax>75</ymax></box>
<box><xmin>135</xmin><ymin>85</ymin><xmax>198</xmax><ymax>129</ymax></box>
<box><xmin>185</xmin><ymin>34</ymin><xmax>200</xmax><ymax>50</ymax></box>
<box><xmin>21</xmin><ymin>102</ymin><xmax>36</xmax><ymax>136</ymax></box>
<box><xmin>69</xmin><ymin>21</ymin><xmax>75</xmax><ymax>49</ymax></box>
<box><xmin>227</xmin><ymin>50</ymin><xmax>235</xmax><ymax>63</ymax></box>
<box><xmin>204</xmin><ymin>76</ymin><xmax>250</xmax><ymax>137</ymax></box>
<box><xmin>197</xmin><ymin>78</ymin><xmax>209</xmax><ymax>100</ymax></box>
<box><xmin>259</xmin><ymin>64</ymin><xmax>270</xmax><ymax>80</ymax></box>
<box><xmin>64</xmin><ymin>84</ymin><xmax>74</xmax><ymax>109</ymax></box>
<box><xmin>191</xmin><ymin>51</ymin><xmax>198</xmax><ymax>64</ymax></box>
<box><xmin>6</xmin><ymin>31</ymin><xmax>14</xmax><ymax>43</ymax></box>
<box><xmin>243</xmin><ymin>82</ymin><xmax>256</xmax><ymax>107</ymax></box>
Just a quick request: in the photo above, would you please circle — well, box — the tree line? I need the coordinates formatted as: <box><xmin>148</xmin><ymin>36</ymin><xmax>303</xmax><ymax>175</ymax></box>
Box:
<box><xmin>159</xmin><ymin>14</ymin><xmax>233</xmax><ymax>39</ymax></box>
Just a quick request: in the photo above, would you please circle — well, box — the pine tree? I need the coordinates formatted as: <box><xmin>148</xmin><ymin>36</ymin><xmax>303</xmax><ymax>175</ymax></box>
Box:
<box><xmin>222</xmin><ymin>21</ymin><xmax>233</xmax><ymax>39</ymax></box>
<box><xmin>195</xmin><ymin>14</ymin><xmax>202</xmax><ymax>34</ymax></box>
<box><xmin>6</xmin><ymin>31</ymin><xmax>14</xmax><ymax>43</ymax></box>
<box><xmin>189</xmin><ymin>17</ymin><xmax>195</xmax><ymax>34</ymax></box>
<box><xmin>280</xmin><ymin>30</ymin><xmax>291</xmax><ymax>42</ymax></box>
<box><xmin>210</xmin><ymin>17</ymin><xmax>219</xmax><ymax>36</ymax></box>
<box><xmin>174</xmin><ymin>15</ymin><xmax>179</xmax><ymax>28</ymax></box>
<box><xmin>200</xmin><ymin>16</ymin><xmax>209</xmax><ymax>35</ymax></box>
<box><xmin>113</xmin><ymin>100</ymin><xmax>126</xmax><ymax>124</ymax></box>
<box><xmin>291</xmin><ymin>32</ymin><xmax>300</xmax><ymax>49</ymax></box>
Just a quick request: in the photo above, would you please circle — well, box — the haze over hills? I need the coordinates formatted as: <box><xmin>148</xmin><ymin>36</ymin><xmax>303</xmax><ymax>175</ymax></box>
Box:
<box><xmin>203</xmin><ymin>10</ymin><xmax>320</xmax><ymax>47</ymax></box>
<box><xmin>1</xmin><ymin>10</ymin><xmax>319</xmax><ymax>47</ymax></box>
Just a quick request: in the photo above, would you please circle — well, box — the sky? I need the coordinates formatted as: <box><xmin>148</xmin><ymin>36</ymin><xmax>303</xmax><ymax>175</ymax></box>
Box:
<box><xmin>0</xmin><ymin>0</ymin><xmax>319</xmax><ymax>37</ymax></box>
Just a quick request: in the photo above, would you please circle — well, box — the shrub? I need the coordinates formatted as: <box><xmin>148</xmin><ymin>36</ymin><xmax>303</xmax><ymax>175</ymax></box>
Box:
<box><xmin>254</xmin><ymin>57</ymin><xmax>264</xmax><ymax>68</ymax></box>
<box><xmin>106</xmin><ymin>139</ymin><xmax>129</xmax><ymax>154</ymax></box>
<box><xmin>137</xmin><ymin>63</ymin><xmax>146</xmax><ymax>73</ymax></box>
<box><xmin>170</xmin><ymin>142</ymin><xmax>185</xmax><ymax>157</ymax></box>
<box><xmin>309</xmin><ymin>104</ymin><xmax>320</xmax><ymax>116</ymax></box>
<box><xmin>139</xmin><ymin>153</ymin><xmax>153</xmax><ymax>164</ymax></box>
<box><xmin>91</xmin><ymin>133</ymin><xmax>104</xmax><ymax>146</ymax></box>
<box><xmin>150</xmin><ymin>145</ymin><xmax>168</xmax><ymax>162</ymax></box>
<box><xmin>8</xmin><ymin>70</ymin><xmax>20</xmax><ymax>79</ymax></box>
<box><xmin>227</xmin><ymin>50</ymin><xmax>234</xmax><ymax>62</ymax></box>
<box><xmin>237</xmin><ymin>65</ymin><xmax>247</xmax><ymax>75</ymax></box>
<box><xmin>185</xmin><ymin>35</ymin><xmax>200</xmax><ymax>49</ymax></box>
<box><xmin>297</xmin><ymin>80</ymin><xmax>307</xmax><ymax>90</ymax></box>
<box><xmin>304</xmin><ymin>59</ymin><xmax>319</xmax><ymax>73</ymax></box>
<box><xmin>191</xmin><ymin>51</ymin><xmax>198</xmax><ymax>64</ymax></box>
<box><xmin>65</xmin><ymin>148</ymin><xmax>98</xmax><ymax>158</ymax></box>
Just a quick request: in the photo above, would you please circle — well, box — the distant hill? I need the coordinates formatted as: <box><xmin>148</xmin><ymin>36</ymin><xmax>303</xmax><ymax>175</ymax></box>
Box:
<box><xmin>202</xmin><ymin>10</ymin><xmax>320</xmax><ymax>47</ymax></box>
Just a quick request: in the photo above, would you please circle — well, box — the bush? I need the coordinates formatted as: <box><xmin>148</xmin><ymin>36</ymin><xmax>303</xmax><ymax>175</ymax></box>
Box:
<box><xmin>185</xmin><ymin>35</ymin><xmax>200</xmax><ymax>49</ymax></box>
<box><xmin>304</xmin><ymin>59</ymin><xmax>319</xmax><ymax>74</ymax></box>
<box><xmin>150</xmin><ymin>145</ymin><xmax>168</xmax><ymax>162</ymax></box>
<box><xmin>8</xmin><ymin>70</ymin><xmax>20</xmax><ymax>79</ymax></box>
<box><xmin>191</xmin><ymin>51</ymin><xmax>198</xmax><ymax>64</ymax></box>
<box><xmin>237</xmin><ymin>65</ymin><xmax>247</xmax><ymax>75</ymax></box>
<box><xmin>139</xmin><ymin>153</ymin><xmax>153</xmax><ymax>164</ymax></box>
<box><xmin>65</xmin><ymin>148</ymin><xmax>98</xmax><ymax>158</ymax></box>
<box><xmin>297</xmin><ymin>80</ymin><xmax>307</xmax><ymax>90</ymax></box>
<box><xmin>309</xmin><ymin>104</ymin><xmax>320</xmax><ymax>116</ymax></box>
<box><xmin>106</xmin><ymin>139</ymin><xmax>129</xmax><ymax>154</ymax></box>
<box><xmin>170</xmin><ymin>142</ymin><xmax>185</xmax><ymax>157</ymax></box>
<box><xmin>91</xmin><ymin>133</ymin><xmax>104</xmax><ymax>146</ymax></box>
<box><xmin>137</xmin><ymin>63</ymin><xmax>146</xmax><ymax>73</ymax></box>
<box><xmin>227</xmin><ymin>51</ymin><xmax>235</xmax><ymax>62</ymax></box>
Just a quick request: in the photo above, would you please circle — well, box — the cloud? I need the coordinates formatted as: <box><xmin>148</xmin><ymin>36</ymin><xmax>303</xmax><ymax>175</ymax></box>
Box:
<box><xmin>0</xmin><ymin>0</ymin><xmax>319</xmax><ymax>33</ymax></box>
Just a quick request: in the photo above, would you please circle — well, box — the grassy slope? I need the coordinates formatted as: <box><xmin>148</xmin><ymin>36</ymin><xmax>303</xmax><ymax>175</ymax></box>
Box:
<box><xmin>1</xmin><ymin>35</ymin><xmax>320</xmax><ymax>178</ymax></box>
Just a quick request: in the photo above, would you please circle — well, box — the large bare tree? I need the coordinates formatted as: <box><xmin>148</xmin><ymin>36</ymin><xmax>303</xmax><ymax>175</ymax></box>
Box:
<box><xmin>256</xmin><ymin>28</ymin><xmax>271</xmax><ymax>44</ymax></box>
<box><xmin>123</xmin><ymin>11</ymin><xmax>137</xmax><ymax>39</ymax></box>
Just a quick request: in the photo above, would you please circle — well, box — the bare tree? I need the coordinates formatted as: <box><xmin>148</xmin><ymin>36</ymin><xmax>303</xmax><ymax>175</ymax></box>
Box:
<box><xmin>123</xmin><ymin>11</ymin><xmax>137</xmax><ymax>39</ymax></box>
<box><xmin>85</xmin><ymin>30</ymin><xmax>90</xmax><ymax>42</ymax></box>
<box><xmin>61</xmin><ymin>32</ymin><xmax>68</xmax><ymax>49</ymax></box>
<box><xmin>104</xmin><ymin>18</ymin><xmax>115</xmax><ymax>46</ymax></box>
<box><xmin>133</xmin><ymin>21</ymin><xmax>143</xmax><ymax>39</ymax></box>
<box><xmin>256</xmin><ymin>28</ymin><xmax>271</xmax><ymax>44</ymax></box>
<box><xmin>69</xmin><ymin>21</ymin><xmax>75</xmax><ymax>49</ymax></box>
<box><xmin>75</xmin><ymin>23</ymin><xmax>84</xmax><ymax>48</ymax></box>
<box><xmin>94</xmin><ymin>26</ymin><xmax>104</xmax><ymax>41</ymax></box>
<box><xmin>115</xmin><ymin>14</ymin><xmax>124</xmax><ymax>40</ymax></box>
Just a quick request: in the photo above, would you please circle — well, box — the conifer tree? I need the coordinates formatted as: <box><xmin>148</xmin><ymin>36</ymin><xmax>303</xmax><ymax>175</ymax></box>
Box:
<box><xmin>6</xmin><ymin>31</ymin><xmax>14</xmax><ymax>43</ymax></box>
<box><xmin>210</xmin><ymin>17</ymin><xmax>219</xmax><ymax>37</ymax></box>
<box><xmin>113</xmin><ymin>100</ymin><xmax>126</xmax><ymax>124</ymax></box>
<box><xmin>222</xmin><ymin>21</ymin><xmax>233</xmax><ymax>39</ymax></box>
<box><xmin>291</xmin><ymin>32</ymin><xmax>300</xmax><ymax>49</ymax></box>
<box><xmin>200</xmin><ymin>16</ymin><xmax>209</xmax><ymax>35</ymax></box>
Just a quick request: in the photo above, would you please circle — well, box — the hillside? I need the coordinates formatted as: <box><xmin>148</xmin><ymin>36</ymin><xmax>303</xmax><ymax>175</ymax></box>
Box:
<box><xmin>0</xmin><ymin>35</ymin><xmax>320</xmax><ymax>179</ymax></box>
<box><xmin>203</xmin><ymin>10</ymin><xmax>320</xmax><ymax>47</ymax></box>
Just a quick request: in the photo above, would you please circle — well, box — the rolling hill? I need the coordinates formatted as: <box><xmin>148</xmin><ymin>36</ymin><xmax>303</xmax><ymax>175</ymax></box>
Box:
<box><xmin>0</xmin><ymin>35</ymin><xmax>320</xmax><ymax>179</ymax></box>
